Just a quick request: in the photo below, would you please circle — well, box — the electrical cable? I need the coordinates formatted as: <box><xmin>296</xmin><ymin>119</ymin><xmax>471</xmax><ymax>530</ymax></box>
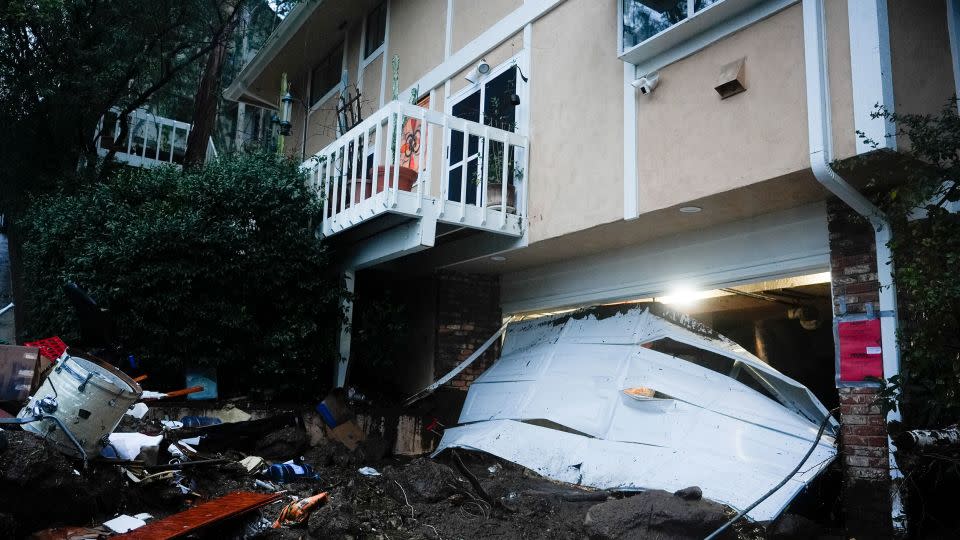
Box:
<box><xmin>703</xmin><ymin>406</ymin><xmax>840</xmax><ymax>540</ymax></box>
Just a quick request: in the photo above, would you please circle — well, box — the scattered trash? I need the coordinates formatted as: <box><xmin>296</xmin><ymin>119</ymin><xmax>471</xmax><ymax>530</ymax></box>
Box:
<box><xmin>125</xmin><ymin>402</ymin><xmax>149</xmax><ymax>419</ymax></box>
<box><xmin>325</xmin><ymin>419</ymin><xmax>365</xmax><ymax>450</ymax></box>
<box><xmin>159</xmin><ymin>419</ymin><xmax>183</xmax><ymax>429</ymax></box>
<box><xmin>316</xmin><ymin>389</ymin><xmax>352</xmax><ymax>428</ymax></box>
<box><xmin>0</xmin><ymin>344</ymin><xmax>42</xmax><ymax>401</ymax></box>
<box><xmin>358</xmin><ymin>466</ymin><xmax>381</xmax><ymax>476</ymax></box>
<box><xmin>487</xmin><ymin>463</ymin><xmax>502</xmax><ymax>476</ymax></box>
<box><xmin>140</xmin><ymin>391</ymin><xmax>168</xmax><ymax>400</ymax></box>
<box><xmin>16</xmin><ymin>354</ymin><xmax>142</xmax><ymax>458</ymax></box>
<box><xmin>103</xmin><ymin>514</ymin><xmax>149</xmax><ymax>533</ymax></box>
<box><xmin>254</xmin><ymin>479</ymin><xmax>279</xmax><ymax>491</ymax></box>
<box><xmin>239</xmin><ymin>455</ymin><xmax>267</xmax><ymax>474</ymax></box>
<box><xmin>207</xmin><ymin>404</ymin><xmax>251</xmax><ymax>423</ymax></box>
<box><xmin>110</xmin><ymin>491</ymin><xmax>282</xmax><ymax>539</ymax></box>
<box><xmin>267</xmin><ymin>460</ymin><xmax>319</xmax><ymax>483</ymax></box>
<box><xmin>185</xmin><ymin>367</ymin><xmax>217</xmax><ymax>400</ymax></box>
<box><xmin>181</xmin><ymin>415</ymin><xmax>221</xmax><ymax>427</ymax></box>
<box><xmin>272</xmin><ymin>492</ymin><xmax>329</xmax><ymax>528</ymax></box>
<box><xmin>102</xmin><ymin>433</ymin><xmax>162</xmax><ymax>460</ymax></box>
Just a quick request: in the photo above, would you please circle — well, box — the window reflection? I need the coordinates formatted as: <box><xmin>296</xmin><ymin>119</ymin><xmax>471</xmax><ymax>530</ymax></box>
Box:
<box><xmin>622</xmin><ymin>0</ymin><xmax>689</xmax><ymax>49</ymax></box>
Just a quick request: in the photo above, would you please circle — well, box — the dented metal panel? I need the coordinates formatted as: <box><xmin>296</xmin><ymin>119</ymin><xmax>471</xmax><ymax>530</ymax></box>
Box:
<box><xmin>436</xmin><ymin>305</ymin><xmax>838</xmax><ymax>522</ymax></box>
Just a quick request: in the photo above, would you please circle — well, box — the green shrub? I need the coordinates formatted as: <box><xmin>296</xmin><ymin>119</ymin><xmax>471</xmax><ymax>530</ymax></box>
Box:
<box><xmin>20</xmin><ymin>152</ymin><xmax>343</xmax><ymax>398</ymax></box>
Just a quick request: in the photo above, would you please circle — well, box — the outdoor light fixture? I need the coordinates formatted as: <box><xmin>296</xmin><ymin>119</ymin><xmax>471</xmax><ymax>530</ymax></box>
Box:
<box><xmin>679</xmin><ymin>206</ymin><xmax>702</xmax><ymax>213</ymax></box>
<box><xmin>279</xmin><ymin>91</ymin><xmax>294</xmax><ymax>136</ymax></box>
<box><xmin>465</xmin><ymin>59</ymin><xmax>492</xmax><ymax>84</ymax></box>
<box><xmin>490</xmin><ymin>255</ymin><xmax>507</xmax><ymax>262</ymax></box>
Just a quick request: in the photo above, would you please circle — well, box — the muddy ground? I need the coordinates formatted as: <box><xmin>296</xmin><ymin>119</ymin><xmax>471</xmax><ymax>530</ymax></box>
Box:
<box><xmin>0</xmin><ymin>413</ymin><xmax>835</xmax><ymax>540</ymax></box>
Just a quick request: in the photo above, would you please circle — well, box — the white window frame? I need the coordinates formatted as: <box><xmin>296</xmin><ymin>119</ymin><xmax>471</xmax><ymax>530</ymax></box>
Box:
<box><xmin>309</xmin><ymin>40</ymin><xmax>347</xmax><ymax>113</ymax></box>
<box><xmin>361</xmin><ymin>1</ymin><xmax>388</xmax><ymax>68</ymax></box>
<box><xmin>618</xmin><ymin>0</ymin><xmax>796</xmax><ymax>74</ymax></box>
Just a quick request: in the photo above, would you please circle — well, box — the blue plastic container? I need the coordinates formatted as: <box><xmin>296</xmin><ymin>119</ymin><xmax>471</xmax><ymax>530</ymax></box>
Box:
<box><xmin>267</xmin><ymin>462</ymin><xmax>318</xmax><ymax>483</ymax></box>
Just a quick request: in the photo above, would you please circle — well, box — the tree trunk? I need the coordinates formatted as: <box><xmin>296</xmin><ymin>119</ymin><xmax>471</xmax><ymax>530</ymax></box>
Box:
<box><xmin>183</xmin><ymin>37</ymin><xmax>230</xmax><ymax>167</ymax></box>
<box><xmin>893</xmin><ymin>425</ymin><xmax>960</xmax><ymax>452</ymax></box>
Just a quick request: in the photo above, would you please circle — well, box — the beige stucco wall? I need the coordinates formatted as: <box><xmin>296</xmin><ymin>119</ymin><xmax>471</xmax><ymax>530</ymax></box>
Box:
<box><xmin>525</xmin><ymin>0</ymin><xmax>624</xmax><ymax>243</ymax></box>
<box><xmin>634</xmin><ymin>4</ymin><xmax>809</xmax><ymax>215</ymax></box>
<box><xmin>888</xmin><ymin>0</ymin><xmax>955</xmax><ymax>126</ymax></box>
<box><xmin>391</xmin><ymin>0</ymin><xmax>447</xmax><ymax>92</ymax></box>
<box><xmin>451</xmin><ymin>0</ymin><xmax>521</xmax><ymax>51</ymax></box>
<box><xmin>303</xmin><ymin>94</ymin><xmax>341</xmax><ymax>158</ymax></box>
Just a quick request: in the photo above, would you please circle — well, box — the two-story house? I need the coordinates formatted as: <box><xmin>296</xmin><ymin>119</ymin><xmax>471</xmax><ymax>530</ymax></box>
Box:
<box><xmin>225</xmin><ymin>0</ymin><xmax>958</xmax><ymax>535</ymax></box>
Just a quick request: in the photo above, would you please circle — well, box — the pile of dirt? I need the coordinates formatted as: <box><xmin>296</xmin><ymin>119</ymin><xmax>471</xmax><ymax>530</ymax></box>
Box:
<box><xmin>0</xmin><ymin>413</ymin><xmax>795</xmax><ymax>539</ymax></box>
<box><xmin>0</xmin><ymin>431</ymin><xmax>122</xmax><ymax>537</ymax></box>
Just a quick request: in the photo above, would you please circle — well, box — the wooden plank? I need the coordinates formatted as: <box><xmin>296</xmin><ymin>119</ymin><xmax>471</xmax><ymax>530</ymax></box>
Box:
<box><xmin>115</xmin><ymin>492</ymin><xmax>283</xmax><ymax>540</ymax></box>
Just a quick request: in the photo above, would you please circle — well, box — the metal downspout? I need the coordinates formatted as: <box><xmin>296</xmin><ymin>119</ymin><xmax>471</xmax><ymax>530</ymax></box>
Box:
<box><xmin>802</xmin><ymin>0</ymin><xmax>905</xmax><ymax>531</ymax></box>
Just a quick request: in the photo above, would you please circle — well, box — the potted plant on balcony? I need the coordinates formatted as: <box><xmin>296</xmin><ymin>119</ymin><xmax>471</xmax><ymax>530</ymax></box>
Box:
<box><xmin>366</xmin><ymin>56</ymin><xmax>419</xmax><ymax>194</ymax></box>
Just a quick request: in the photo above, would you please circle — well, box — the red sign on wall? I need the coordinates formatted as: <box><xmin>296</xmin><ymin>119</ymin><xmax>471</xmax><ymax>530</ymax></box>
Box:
<box><xmin>838</xmin><ymin>318</ymin><xmax>883</xmax><ymax>383</ymax></box>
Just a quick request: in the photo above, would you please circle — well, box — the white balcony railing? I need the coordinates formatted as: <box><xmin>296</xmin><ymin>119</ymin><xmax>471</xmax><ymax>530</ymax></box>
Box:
<box><xmin>95</xmin><ymin>108</ymin><xmax>216</xmax><ymax>168</ymax></box>
<box><xmin>304</xmin><ymin>101</ymin><xmax>527</xmax><ymax>238</ymax></box>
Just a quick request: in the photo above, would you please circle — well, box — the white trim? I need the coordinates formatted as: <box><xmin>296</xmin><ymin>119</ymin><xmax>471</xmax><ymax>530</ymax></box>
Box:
<box><xmin>309</xmin><ymin>82</ymin><xmax>345</xmax><ymax>114</ymax></box>
<box><xmin>848</xmin><ymin>0</ymin><xmax>896</xmax><ymax>153</ymax></box>
<box><xmin>624</xmin><ymin>0</ymin><xmax>796</xmax><ymax>76</ymax></box>
<box><xmin>401</xmin><ymin>0</ymin><xmax>567</xmax><ymax>99</ymax></box>
<box><xmin>380</xmin><ymin>0</ymin><xmax>392</xmax><ymax>107</ymax></box>
<box><xmin>947</xmin><ymin>0</ymin><xmax>960</xmax><ymax>112</ymax></box>
<box><xmin>623</xmin><ymin>62</ymin><xmax>639</xmax><ymax>220</ymax></box>
<box><xmin>444</xmin><ymin>0</ymin><xmax>454</xmax><ymax>59</ymax></box>
<box><xmin>361</xmin><ymin>2</ymin><xmax>388</xmax><ymax>66</ymax></box>
<box><xmin>501</xmin><ymin>203</ymin><xmax>830</xmax><ymax>314</ymax></box>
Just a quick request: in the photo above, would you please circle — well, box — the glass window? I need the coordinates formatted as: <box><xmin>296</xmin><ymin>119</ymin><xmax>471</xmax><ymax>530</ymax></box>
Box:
<box><xmin>622</xmin><ymin>0</ymin><xmax>689</xmax><ymax>49</ymax></box>
<box><xmin>364</xmin><ymin>3</ymin><xmax>387</xmax><ymax>58</ymax></box>
<box><xmin>310</xmin><ymin>43</ymin><xmax>344</xmax><ymax>106</ymax></box>
<box><xmin>622</xmin><ymin>0</ymin><xmax>729</xmax><ymax>50</ymax></box>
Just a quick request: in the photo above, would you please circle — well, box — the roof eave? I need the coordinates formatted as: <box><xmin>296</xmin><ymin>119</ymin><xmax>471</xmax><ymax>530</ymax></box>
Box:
<box><xmin>224</xmin><ymin>0</ymin><xmax>324</xmax><ymax>104</ymax></box>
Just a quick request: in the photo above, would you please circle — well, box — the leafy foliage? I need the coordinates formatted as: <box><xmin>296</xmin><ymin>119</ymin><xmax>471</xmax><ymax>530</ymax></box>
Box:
<box><xmin>854</xmin><ymin>99</ymin><xmax>960</xmax><ymax>430</ymax></box>
<box><xmin>19</xmin><ymin>152</ymin><xmax>343</xmax><ymax>398</ymax></box>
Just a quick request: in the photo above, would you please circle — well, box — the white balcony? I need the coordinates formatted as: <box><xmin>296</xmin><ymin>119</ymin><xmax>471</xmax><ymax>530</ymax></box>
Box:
<box><xmin>303</xmin><ymin>101</ymin><xmax>527</xmax><ymax>243</ymax></box>
<box><xmin>95</xmin><ymin>108</ymin><xmax>216</xmax><ymax>168</ymax></box>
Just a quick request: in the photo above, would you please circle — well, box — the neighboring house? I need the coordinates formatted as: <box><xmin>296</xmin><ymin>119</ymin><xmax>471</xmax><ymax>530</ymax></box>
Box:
<box><xmin>225</xmin><ymin>0</ymin><xmax>959</xmax><ymax>535</ymax></box>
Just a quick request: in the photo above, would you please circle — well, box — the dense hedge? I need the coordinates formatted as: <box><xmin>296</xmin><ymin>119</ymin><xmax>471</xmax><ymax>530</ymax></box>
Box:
<box><xmin>19</xmin><ymin>152</ymin><xmax>343</xmax><ymax>398</ymax></box>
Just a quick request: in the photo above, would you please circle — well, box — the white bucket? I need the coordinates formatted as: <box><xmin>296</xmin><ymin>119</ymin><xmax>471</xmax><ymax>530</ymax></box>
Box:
<box><xmin>18</xmin><ymin>355</ymin><xmax>142</xmax><ymax>458</ymax></box>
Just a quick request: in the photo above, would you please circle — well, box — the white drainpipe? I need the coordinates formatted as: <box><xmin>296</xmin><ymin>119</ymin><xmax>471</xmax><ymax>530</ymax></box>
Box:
<box><xmin>802</xmin><ymin>0</ymin><xmax>905</xmax><ymax>531</ymax></box>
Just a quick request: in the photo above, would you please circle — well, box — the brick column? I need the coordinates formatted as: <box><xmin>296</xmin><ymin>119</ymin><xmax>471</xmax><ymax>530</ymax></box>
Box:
<box><xmin>828</xmin><ymin>199</ymin><xmax>894</xmax><ymax>538</ymax></box>
<box><xmin>434</xmin><ymin>271</ymin><xmax>501</xmax><ymax>391</ymax></box>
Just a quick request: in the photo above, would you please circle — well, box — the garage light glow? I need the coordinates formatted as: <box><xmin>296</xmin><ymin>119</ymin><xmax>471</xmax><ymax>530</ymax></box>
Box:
<box><xmin>656</xmin><ymin>287</ymin><xmax>727</xmax><ymax>305</ymax></box>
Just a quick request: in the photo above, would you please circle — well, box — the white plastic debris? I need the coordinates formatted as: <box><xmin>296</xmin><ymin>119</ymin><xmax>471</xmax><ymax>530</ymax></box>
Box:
<box><xmin>239</xmin><ymin>455</ymin><xmax>266</xmax><ymax>474</ymax></box>
<box><xmin>125</xmin><ymin>402</ymin><xmax>149</xmax><ymax>419</ymax></box>
<box><xmin>140</xmin><ymin>390</ymin><xmax>168</xmax><ymax>400</ymax></box>
<box><xmin>160</xmin><ymin>419</ymin><xmax>184</xmax><ymax>429</ymax></box>
<box><xmin>487</xmin><ymin>464</ymin><xmax>502</xmax><ymax>475</ymax></box>
<box><xmin>103</xmin><ymin>514</ymin><xmax>147</xmax><ymax>533</ymax></box>
<box><xmin>358</xmin><ymin>466</ymin><xmax>381</xmax><ymax>476</ymax></box>
<box><xmin>105</xmin><ymin>433</ymin><xmax>163</xmax><ymax>460</ymax></box>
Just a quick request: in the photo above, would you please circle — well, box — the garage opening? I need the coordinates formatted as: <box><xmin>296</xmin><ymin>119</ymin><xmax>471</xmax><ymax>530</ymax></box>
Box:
<box><xmin>622</xmin><ymin>271</ymin><xmax>842</xmax><ymax>529</ymax></box>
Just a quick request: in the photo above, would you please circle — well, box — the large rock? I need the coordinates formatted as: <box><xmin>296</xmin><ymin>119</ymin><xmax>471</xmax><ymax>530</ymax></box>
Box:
<box><xmin>583</xmin><ymin>488</ymin><xmax>735</xmax><ymax>540</ymax></box>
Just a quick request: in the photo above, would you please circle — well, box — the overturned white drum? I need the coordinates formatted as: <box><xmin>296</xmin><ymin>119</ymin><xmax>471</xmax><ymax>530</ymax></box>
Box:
<box><xmin>18</xmin><ymin>355</ymin><xmax>142</xmax><ymax>458</ymax></box>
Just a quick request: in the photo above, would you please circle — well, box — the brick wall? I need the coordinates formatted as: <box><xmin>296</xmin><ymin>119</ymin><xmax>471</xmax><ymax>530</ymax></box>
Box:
<box><xmin>434</xmin><ymin>271</ymin><xmax>501</xmax><ymax>391</ymax></box>
<box><xmin>828</xmin><ymin>199</ymin><xmax>893</xmax><ymax>538</ymax></box>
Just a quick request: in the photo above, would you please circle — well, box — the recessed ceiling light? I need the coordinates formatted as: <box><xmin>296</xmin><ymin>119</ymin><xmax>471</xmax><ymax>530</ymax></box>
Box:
<box><xmin>490</xmin><ymin>256</ymin><xmax>507</xmax><ymax>261</ymax></box>
<box><xmin>679</xmin><ymin>206</ymin><xmax>702</xmax><ymax>213</ymax></box>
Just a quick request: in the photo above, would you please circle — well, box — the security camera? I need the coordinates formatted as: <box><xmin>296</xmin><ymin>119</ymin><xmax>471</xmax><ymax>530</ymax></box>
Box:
<box><xmin>465</xmin><ymin>68</ymin><xmax>479</xmax><ymax>84</ymax></box>
<box><xmin>631</xmin><ymin>73</ymin><xmax>660</xmax><ymax>95</ymax></box>
<box><xmin>477</xmin><ymin>59</ymin><xmax>491</xmax><ymax>75</ymax></box>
